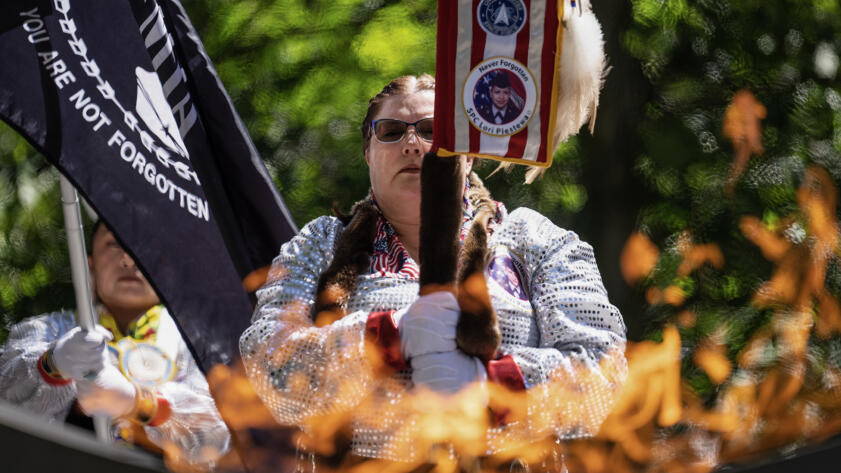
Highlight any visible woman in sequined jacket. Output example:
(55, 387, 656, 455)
(239, 75, 627, 463)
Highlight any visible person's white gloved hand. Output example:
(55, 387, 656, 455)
(411, 350, 487, 395)
(76, 363, 137, 418)
(51, 325, 112, 380)
(398, 291, 460, 360)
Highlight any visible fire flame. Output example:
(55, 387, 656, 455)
(180, 90, 841, 473)
(722, 89, 766, 195)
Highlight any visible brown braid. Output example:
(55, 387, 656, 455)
(458, 171, 497, 284)
(455, 171, 501, 362)
(311, 192, 379, 326)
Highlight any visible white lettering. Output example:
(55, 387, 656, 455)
(196, 198, 209, 221)
(186, 193, 199, 217)
(131, 150, 146, 171)
(143, 162, 156, 185)
(23, 17, 49, 45)
(19, 8, 39, 19)
(155, 174, 169, 193)
(54, 70, 76, 89)
(68, 88, 91, 110)
(170, 94, 197, 138)
(121, 140, 137, 163)
(92, 112, 111, 131)
(44, 58, 67, 77)
(81, 103, 100, 122)
(22, 18, 44, 32)
(175, 185, 188, 207)
(107, 130, 126, 148)
(38, 51, 58, 64)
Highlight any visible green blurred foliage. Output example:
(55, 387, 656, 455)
(625, 0, 841, 401)
(0, 126, 74, 341)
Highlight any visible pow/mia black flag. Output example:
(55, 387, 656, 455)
(0, 0, 297, 370)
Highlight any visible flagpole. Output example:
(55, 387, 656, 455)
(59, 175, 112, 443)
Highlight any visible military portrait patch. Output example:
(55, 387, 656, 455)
(463, 57, 537, 137)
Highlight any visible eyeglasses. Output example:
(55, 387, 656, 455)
(370, 118, 434, 143)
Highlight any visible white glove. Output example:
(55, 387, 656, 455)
(51, 325, 112, 380)
(411, 350, 487, 395)
(76, 363, 137, 418)
(398, 291, 460, 360)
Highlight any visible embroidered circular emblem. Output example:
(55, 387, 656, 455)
(463, 57, 537, 137)
(477, 0, 527, 37)
(116, 339, 176, 388)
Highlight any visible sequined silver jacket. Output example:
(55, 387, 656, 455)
(240, 207, 628, 461)
(0, 309, 230, 466)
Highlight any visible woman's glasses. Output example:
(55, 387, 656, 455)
(371, 118, 434, 143)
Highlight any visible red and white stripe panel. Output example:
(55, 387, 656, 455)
(433, 0, 561, 167)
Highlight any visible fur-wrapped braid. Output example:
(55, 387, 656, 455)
(456, 171, 501, 362)
(458, 172, 496, 284)
(419, 152, 464, 292)
(311, 193, 379, 326)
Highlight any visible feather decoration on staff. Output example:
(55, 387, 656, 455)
(556, 0, 607, 143)
(505, 0, 609, 184)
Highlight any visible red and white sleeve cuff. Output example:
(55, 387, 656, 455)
(365, 311, 409, 372)
(485, 354, 526, 426)
(37, 350, 72, 386)
(485, 354, 526, 391)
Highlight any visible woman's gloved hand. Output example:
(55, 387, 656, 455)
(76, 363, 137, 418)
(410, 350, 487, 395)
(51, 325, 112, 380)
(398, 291, 460, 360)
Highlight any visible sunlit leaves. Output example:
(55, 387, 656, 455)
(624, 1, 841, 462)
(0, 123, 74, 337)
(352, 5, 434, 76)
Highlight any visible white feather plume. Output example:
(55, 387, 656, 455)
(555, 0, 606, 142)
(507, 0, 607, 184)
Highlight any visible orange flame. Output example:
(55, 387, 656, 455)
(723, 90, 766, 195)
(621, 233, 660, 285)
(597, 326, 682, 464)
(741, 165, 841, 338)
(200, 161, 841, 472)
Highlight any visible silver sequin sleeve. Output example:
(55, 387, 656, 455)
(0, 311, 78, 419)
(488, 208, 628, 438)
(144, 337, 231, 465)
(0, 311, 230, 467)
(240, 217, 380, 425)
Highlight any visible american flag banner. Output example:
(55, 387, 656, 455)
(433, 0, 606, 170)
(433, 0, 561, 167)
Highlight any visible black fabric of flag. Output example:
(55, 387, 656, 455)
(0, 0, 297, 370)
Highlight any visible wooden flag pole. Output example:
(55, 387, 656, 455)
(59, 175, 112, 443)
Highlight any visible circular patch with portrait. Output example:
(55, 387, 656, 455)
(463, 57, 537, 137)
